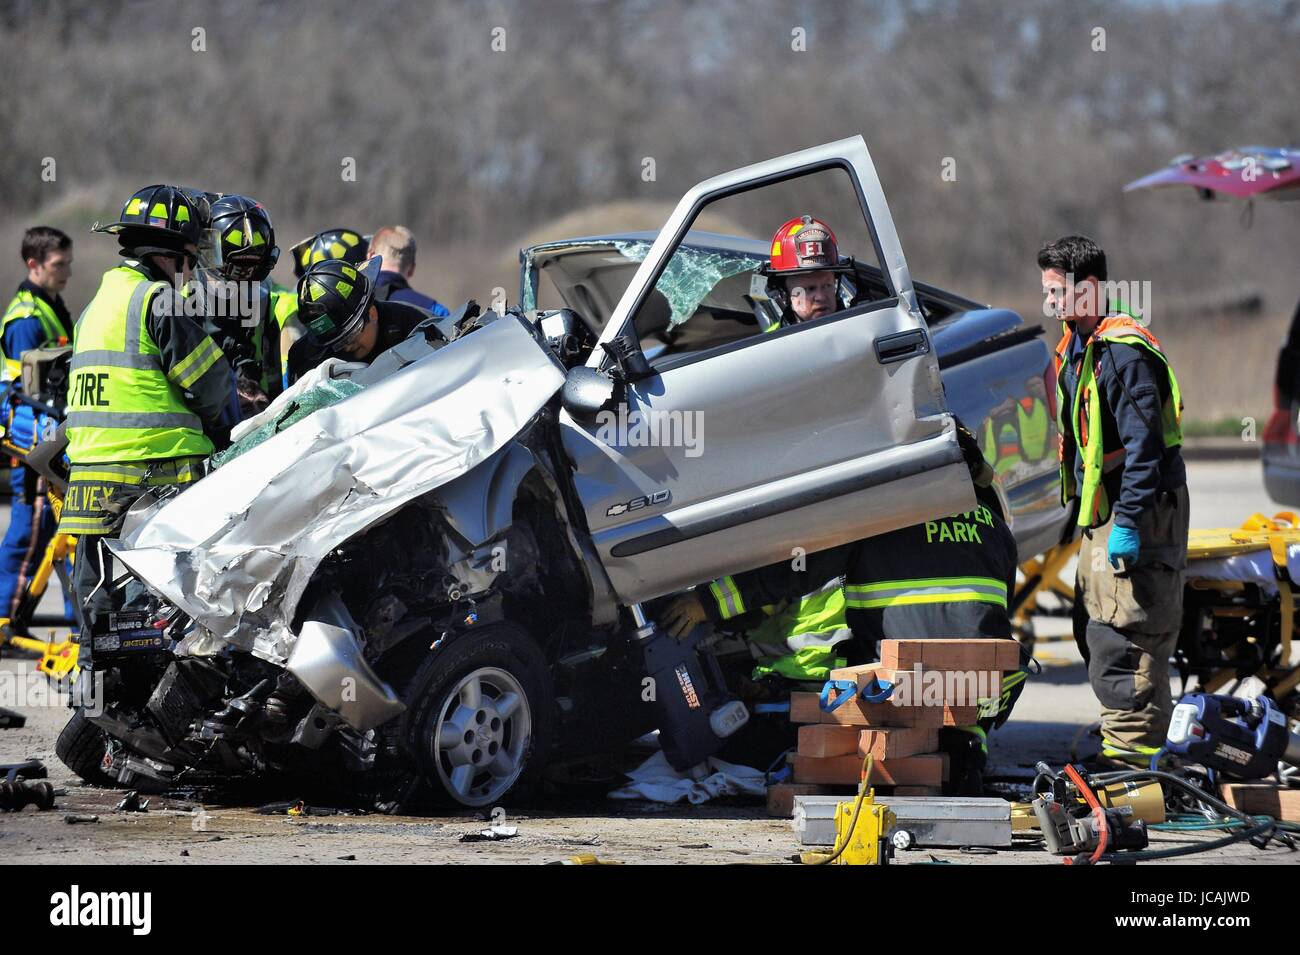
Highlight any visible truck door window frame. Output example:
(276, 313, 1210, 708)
(599, 159, 894, 378)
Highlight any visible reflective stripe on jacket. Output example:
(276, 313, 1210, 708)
(66, 265, 226, 463)
(1, 288, 66, 380)
(1053, 316, 1183, 527)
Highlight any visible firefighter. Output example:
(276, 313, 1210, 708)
(0, 226, 75, 618)
(196, 194, 292, 416)
(282, 227, 368, 383)
(759, 214, 854, 327)
(1040, 235, 1188, 768)
(661, 426, 1026, 792)
(59, 185, 233, 668)
(287, 226, 369, 280)
(982, 377, 1051, 475)
(285, 256, 436, 385)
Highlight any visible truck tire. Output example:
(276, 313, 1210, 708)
(55, 709, 115, 787)
(403, 622, 553, 808)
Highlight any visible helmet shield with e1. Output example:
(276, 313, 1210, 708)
(762, 215, 850, 278)
(760, 214, 853, 317)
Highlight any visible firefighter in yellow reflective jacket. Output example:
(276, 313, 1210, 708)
(744, 582, 852, 683)
(60, 185, 233, 670)
(0, 226, 76, 620)
(195, 194, 293, 417)
(1041, 235, 1188, 768)
(662, 426, 1027, 793)
(982, 378, 1051, 475)
(269, 279, 300, 391)
(279, 228, 366, 389)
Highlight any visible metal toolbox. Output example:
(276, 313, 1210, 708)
(793, 794, 1013, 848)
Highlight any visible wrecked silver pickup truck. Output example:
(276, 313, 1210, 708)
(57, 137, 1063, 807)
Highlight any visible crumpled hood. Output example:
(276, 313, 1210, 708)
(109, 314, 566, 664)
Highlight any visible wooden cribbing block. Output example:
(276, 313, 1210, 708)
(936, 706, 980, 727)
(797, 725, 860, 757)
(791, 753, 948, 787)
(789, 692, 979, 728)
(791, 691, 925, 727)
(879, 639, 1021, 672)
(797, 724, 938, 759)
(829, 662, 1002, 709)
(766, 783, 832, 817)
(1220, 784, 1300, 823)
(791, 691, 935, 727)
(829, 663, 908, 684)
(858, 727, 940, 760)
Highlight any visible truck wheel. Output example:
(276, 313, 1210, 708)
(55, 709, 115, 787)
(404, 623, 553, 808)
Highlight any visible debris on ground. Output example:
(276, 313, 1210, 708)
(550, 854, 622, 865)
(116, 791, 150, 812)
(0, 778, 55, 811)
(64, 814, 99, 824)
(608, 750, 766, 805)
(459, 825, 519, 842)
(1, 758, 46, 783)
(258, 799, 365, 817)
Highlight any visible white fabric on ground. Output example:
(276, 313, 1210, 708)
(608, 750, 766, 804)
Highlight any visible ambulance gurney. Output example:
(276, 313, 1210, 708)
(1176, 513, 1300, 713)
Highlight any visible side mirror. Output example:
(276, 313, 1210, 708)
(562, 366, 616, 421)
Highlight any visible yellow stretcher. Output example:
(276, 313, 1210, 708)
(1011, 513, 1300, 707)
(1180, 512, 1300, 702)
(0, 435, 78, 681)
(1010, 537, 1081, 654)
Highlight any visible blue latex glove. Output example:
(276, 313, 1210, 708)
(1108, 524, 1141, 569)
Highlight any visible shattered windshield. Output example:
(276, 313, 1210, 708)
(213, 377, 365, 468)
(612, 240, 764, 327)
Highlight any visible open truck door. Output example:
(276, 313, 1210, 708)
(558, 135, 976, 603)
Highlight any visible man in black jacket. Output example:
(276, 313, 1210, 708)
(1042, 235, 1189, 768)
(286, 257, 434, 385)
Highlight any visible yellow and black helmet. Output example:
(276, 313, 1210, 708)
(206, 194, 278, 282)
(297, 255, 381, 349)
(288, 227, 369, 279)
(95, 184, 204, 249)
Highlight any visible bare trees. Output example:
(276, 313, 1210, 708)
(2, 0, 1297, 410)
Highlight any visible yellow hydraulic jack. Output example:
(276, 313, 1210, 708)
(799, 755, 897, 865)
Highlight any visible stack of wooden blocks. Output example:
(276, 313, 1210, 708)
(768, 638, 1022, 816)
(1220, 783, 1300, 823)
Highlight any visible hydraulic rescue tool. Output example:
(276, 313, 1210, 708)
(1165, 691, 1300, 780)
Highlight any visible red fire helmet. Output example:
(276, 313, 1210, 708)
(763, 214, 850, 275)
